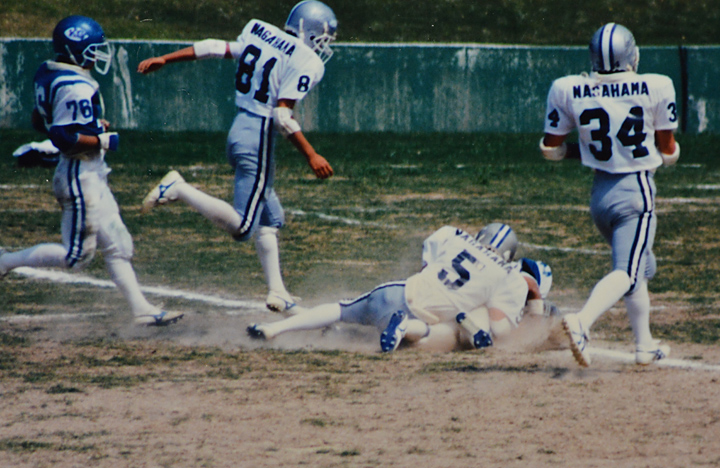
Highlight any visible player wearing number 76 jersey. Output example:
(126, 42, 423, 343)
(540, 23, 678, 367)
(137, 1, 337, 313)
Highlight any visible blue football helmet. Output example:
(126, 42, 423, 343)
(476, 223, 518, 262)
(589, 23, 639, 74)
(285, 1, 338, 63)
(53, 15, 112, 75)
(519, 258, 553, 299)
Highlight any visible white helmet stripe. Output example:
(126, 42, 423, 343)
(600, 23, 617, 72)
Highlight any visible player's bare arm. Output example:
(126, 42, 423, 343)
(541, 133, 580, 160)
(656, 129, 680, 165)
(277, 99, 334, 179)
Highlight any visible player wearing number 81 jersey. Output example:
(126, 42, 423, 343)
(541, 23, 677, 367)
(137, 1, 337, 313)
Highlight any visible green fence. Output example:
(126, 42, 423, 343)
(1, 39, 717, 133)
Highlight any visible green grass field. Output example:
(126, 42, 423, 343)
(4, 0, 720, 45)
(1, 129, 719, 346)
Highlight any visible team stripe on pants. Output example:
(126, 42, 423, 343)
(236, 116, 273, 238)
(65, 159, 86, 268)
(627, 171, 654, 289)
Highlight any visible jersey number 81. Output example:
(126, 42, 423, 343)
(235, 45, 311, 104)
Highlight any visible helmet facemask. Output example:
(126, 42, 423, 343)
(302, 19, 336, 64)
(85, 41, 112, 75)
(285, 1, 338, 64)
(66, 41, 112, 75)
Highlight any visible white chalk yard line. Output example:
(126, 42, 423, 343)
(3, 266, 266, 313)
(589, 348, 720, 372)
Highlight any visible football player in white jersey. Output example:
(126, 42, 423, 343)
(540, 23, 678, 367)
(0, 16, 183, 326)
(137, 1, 337, 313)
(247, 223, 555, 353)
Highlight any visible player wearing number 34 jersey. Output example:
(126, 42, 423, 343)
(541, 23, 678, 367)
(137, 1, 337, 313)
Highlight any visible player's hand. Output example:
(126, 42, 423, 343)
(308, 154, 334, 179)
(99, 132, 119, 152)
(99, 119, 111, 131)
(137, 57, 166, 74)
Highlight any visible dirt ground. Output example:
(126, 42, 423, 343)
(1, 305, 720, 468)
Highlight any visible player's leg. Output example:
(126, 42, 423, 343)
(339, 282, 410, 352)
(0, 244, 67, 276)
(562, 172, 630, 366)
(142, 110, 271, 239)
(248, 303, 341, 339)
(255, 191, 296, 313)
(97, 181, 183, 326)
(2, 160, 100, 275)
(142, 170, 244, 233)
(408, 322, 460, 352)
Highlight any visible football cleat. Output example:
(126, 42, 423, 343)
(247, 323, 274, 340)
(266, 291, 299, 314)
(562, 313, 591, 367)
(456, 312, 493, 349)
(380, 310, 408, 353)
(472, 329, 493, 349)
(134, 310, 184, 326)
(636, 340, 670, 365)
(142, 170, 184, 213)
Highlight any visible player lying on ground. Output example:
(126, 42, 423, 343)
(541, 23, 676, 367)
(247, 223, 556, 352)
(136, 1, 337, 314)
(0, 16, 182, 326)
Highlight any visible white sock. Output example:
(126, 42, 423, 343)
(175, 183, 242, 234)
(624, 280, 654, 347)
(0, 243, 68, 270)
(105, 257, 157, 315)
(255, 226, 288, 295)
(577, 270, 631, 330)
(263, 303, 341, 338)
(403, 319, 430, 342)
(413, 322, 459, 352)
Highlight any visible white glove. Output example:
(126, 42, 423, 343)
(98, 132, 119, 151)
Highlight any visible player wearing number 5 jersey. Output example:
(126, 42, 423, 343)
(247, 224, 554, 353)
(0, 16, 183, 326)
(137, 1, 337, 313)
(540, 23, 678, 367)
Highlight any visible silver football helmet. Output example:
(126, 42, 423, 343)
(589, 23, 639, 73)
(285, 1, 338, 64)
(476, 223, 518, 262)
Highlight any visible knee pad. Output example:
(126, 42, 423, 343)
(66, 231, 97, 271)
(255, 226, 278, 240)
(98, 216, 134, 261)
(67, 249, 96, 271)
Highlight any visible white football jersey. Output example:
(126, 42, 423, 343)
(404, 226, 528, 325)
(544, 71, 678, 173)
(228, 19, 325, 117)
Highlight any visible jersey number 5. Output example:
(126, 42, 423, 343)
(438, 250, 479, 290)
(580, 106, 648, 161)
